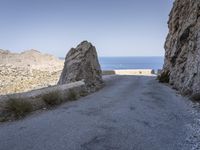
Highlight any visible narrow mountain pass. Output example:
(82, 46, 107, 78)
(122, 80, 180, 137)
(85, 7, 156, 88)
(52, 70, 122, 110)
(0, 75, 200, 150)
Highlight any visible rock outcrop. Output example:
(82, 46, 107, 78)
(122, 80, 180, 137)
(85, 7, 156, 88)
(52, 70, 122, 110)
(162, 0, 200, 95)
(0, 50, 64, 95)
(58, 41, 103, 92)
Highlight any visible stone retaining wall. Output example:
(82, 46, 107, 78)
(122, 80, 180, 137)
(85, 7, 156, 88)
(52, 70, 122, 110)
(102, 69, 155, 76)
(0, 81, 86, 119)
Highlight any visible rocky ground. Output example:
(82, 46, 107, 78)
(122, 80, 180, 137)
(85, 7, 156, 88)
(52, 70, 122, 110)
(0, 49, 64, 95)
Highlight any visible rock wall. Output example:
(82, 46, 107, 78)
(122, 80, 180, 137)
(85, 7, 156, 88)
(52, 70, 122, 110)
(163, 0, 200, 95)
(0, 50, 63, 95)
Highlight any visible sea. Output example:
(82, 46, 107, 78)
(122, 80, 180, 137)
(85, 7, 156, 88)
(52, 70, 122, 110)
(60, 56, 164, 71)
(99, 57, 164, 71)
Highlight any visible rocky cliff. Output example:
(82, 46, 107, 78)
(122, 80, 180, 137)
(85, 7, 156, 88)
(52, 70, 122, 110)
(0, 49, 64, 95)
(162, 0, 200, 96)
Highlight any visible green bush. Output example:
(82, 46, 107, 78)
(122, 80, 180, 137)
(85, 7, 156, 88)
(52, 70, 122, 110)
(67, 89, 78, 101)
(42, 91, 62, 106)
(157, 71, 170, 83)
(5, 98, 33, 118)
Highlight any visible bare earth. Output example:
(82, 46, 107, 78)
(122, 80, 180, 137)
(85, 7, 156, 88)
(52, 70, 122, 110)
(0, 49, 64, 95)
(0, 75, 200, 150)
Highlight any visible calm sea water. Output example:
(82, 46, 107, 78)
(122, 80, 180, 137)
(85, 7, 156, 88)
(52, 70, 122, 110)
(99, 57, 164, 70)
(60, 56, 164, 71)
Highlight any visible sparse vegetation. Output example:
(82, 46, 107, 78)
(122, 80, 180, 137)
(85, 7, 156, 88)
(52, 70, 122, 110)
(0, 112, 10, 122)
(0, 87, 84, 122)
(5, 98, 33, 118)
(67, 89, 78, 101)
(157, 71, 170, 83)
(42, 91, 62, 106)
(190, 93, 200, 101)
(79, 90, 88, 97)
(0, 116, 7, 122)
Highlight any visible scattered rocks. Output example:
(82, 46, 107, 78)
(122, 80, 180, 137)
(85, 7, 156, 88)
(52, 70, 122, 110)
(58, 41, 103, 92)
(0, 50, 64, 95)
(162, 0, 200, 95)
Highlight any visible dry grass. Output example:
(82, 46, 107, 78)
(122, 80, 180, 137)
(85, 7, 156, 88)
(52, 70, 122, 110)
(67, 89, 78, 101)
(157, 71, 170, 83)
(190, 93, 200, 101)
(42, 91, 62, 106)
(5, 98, 33, 118)
(0, 88, 84, 122)
(79, 90, 88, 97)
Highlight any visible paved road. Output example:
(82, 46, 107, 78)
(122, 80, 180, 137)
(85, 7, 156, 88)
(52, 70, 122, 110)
(0, 75, 200, 150)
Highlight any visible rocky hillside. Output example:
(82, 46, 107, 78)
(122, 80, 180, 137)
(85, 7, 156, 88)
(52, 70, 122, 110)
(0, 49, 63, 95)
(162, 0, 200, 96)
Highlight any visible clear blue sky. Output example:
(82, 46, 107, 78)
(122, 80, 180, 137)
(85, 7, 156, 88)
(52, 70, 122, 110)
(0, 0, 173, 57)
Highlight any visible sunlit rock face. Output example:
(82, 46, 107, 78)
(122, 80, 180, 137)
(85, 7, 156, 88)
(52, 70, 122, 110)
(58, 41, 103, 92)
(163, 0, 200, 95)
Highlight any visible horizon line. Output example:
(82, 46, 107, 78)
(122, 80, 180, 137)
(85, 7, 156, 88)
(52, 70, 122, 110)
(59, 55, 164, 58)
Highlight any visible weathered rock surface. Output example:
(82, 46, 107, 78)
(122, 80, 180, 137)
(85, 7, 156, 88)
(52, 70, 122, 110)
(58, 41, 103, 91)
(0, 50, 64, 95)
(162, 0, 200, 95)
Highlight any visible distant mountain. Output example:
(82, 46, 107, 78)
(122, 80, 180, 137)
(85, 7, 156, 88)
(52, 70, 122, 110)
(0, 49, 63, 70)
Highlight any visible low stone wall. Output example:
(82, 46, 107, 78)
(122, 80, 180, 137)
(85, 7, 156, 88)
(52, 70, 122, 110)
(0, 81, 86, 119)
(102, 69, 155, 76)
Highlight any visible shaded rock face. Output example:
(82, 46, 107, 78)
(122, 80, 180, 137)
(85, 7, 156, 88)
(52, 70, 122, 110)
(163, 0, 200, 95)
(58, 41, 103, 91)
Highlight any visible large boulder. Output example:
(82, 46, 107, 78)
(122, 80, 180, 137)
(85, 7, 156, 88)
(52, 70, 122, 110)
(58, 41, 103, 92)
(162, 0, 200, 96)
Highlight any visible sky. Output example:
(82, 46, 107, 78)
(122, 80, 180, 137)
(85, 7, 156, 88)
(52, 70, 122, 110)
(0, 0, 174, 57)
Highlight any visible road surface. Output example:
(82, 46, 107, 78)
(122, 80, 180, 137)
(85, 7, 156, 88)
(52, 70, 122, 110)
(0, 75, 200, 150)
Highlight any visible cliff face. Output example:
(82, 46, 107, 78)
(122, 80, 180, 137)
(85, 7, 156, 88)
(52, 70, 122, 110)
(163, 0, 200, 95)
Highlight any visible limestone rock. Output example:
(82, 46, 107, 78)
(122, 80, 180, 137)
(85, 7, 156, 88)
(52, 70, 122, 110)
(0, 49, 64, 95)
(58, 41, 103, 91)
(162, 0, 200, 95)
